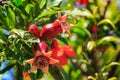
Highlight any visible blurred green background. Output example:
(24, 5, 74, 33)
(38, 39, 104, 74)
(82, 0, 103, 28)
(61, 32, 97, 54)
(0, 0, 120, 80)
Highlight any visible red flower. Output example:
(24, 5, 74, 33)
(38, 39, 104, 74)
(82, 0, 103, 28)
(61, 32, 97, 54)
(76, 0, 88, 5)
(23, 71, 31, 80)
(26, 42, 59, 74)
(50, 39, 76, 65)
(28, 24, 40, 37)
(92, 26, 97, 33)
(40, 12, 72, 40)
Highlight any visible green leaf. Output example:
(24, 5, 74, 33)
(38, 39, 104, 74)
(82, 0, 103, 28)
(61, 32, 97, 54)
(98, 19, 117, 31)
(0, 39, 6, 44)
(25, 4, 34, 14)
(7, 1, 27, 20)
(14, 0, 22, 6)
(47, 0, 62, 8)
(56, 35, 68, 45)
(37, 70, 43, 79)
(0, 28, 7, 42)
(93, 7, 98, 16)
(10, 29, 27, 38)
(75, 21, 92, 38)
(26, 38, 40, 43)
(97, 36, 120, 45)
(101, 62, 120, 72)
(40, 0, 46, 9)
(66, 8, 93, 18)
(88, 76, 96, 80)
(35, 9, 57, 20)
(87, 41, 96, 51)
(7, 7, 15, 28)
(0, 8, 10, 29)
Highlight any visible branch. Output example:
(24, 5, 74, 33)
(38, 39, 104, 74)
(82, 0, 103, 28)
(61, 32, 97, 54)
(100, 0, 111, 19)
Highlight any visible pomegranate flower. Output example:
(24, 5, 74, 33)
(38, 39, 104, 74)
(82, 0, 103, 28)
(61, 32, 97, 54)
(50, 39, 76, 65)
(26, 42, 59, 74)
(28, 24, 41, 37)
(76, 0, 88, 5)
(92, 26, 97, 33)
(23, 71, 31, 80)
(40, 12, 72, 40)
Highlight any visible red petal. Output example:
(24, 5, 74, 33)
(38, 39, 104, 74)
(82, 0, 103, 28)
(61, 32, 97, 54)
(92, 26, 97, 33)
(49, 58, 59, 64)
(51, 48, 68, 65)
(51, 38, 59, 48)
(40, 22, 62, 40)
(58, 11, 67, 22)
(26, 58, 36, 64)
(33, 43, 42, 56)
(81, 0, 88, 5)
(62, 45, 76, 57)
(28, 24, 40, 37)
(30, 65, 38, 72)
(40, 66, 49, 74)
(57, 54, 68, 65)
(44, 51, 52, 58)
(39, 41, 48, 53)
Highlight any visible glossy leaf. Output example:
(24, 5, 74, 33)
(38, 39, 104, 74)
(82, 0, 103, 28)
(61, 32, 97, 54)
(10, 29, 27, 38)
(98, 19, 117, 31)
(56, 35, 68, 45)
(101, 62, 120, 72)
(66, 8, 93, 18)
(87, 41, 96, 51)
(40, 0, 46, 9)
(25, 4, 34, 14)
(35, 9, 57, 20)
(93, 7, 98, 16)
(47, 0, 62, 8)
(7, 7, 16, 28)
(97, 36, 120, 45)
(14, 0, 22, 6)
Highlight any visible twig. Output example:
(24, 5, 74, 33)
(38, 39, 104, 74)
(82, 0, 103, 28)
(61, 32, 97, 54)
(100, 0, 111, 19)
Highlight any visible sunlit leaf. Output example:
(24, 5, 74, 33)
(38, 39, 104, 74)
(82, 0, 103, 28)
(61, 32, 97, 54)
(23, 71, 31, 80)
(40, 0, 46, 9)
(25, 4, 34, 14)
(7, 7, 15, 28)
(47, 0, 62, 8)
(35, 9, 57, 20)
(88, 76, 96, 80)
(98, 19, 117, 31)
(93, 7, 98, 16)
(0, 28, 7, 42)
(10, 29, 27, 38)
(0, 39, 6, 44)
(97, 36, 120, 45)
(108, 77, 117, 80)
(101, 62, 120, 72)
(87, 41, 96, 51)
(66, 8, 93, 18)
(26, 38, 40, 43)
(7, 1, 27, 20)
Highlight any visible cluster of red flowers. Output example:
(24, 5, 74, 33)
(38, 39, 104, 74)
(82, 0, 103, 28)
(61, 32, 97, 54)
(75, 0, 88, 8)
(26, 12, 76, 74)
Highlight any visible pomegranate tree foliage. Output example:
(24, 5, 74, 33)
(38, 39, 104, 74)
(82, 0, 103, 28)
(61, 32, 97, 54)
(0, 0, 120, 80)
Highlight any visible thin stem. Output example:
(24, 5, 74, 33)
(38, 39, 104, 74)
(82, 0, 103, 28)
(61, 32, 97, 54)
(100, 0, 111, 19)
